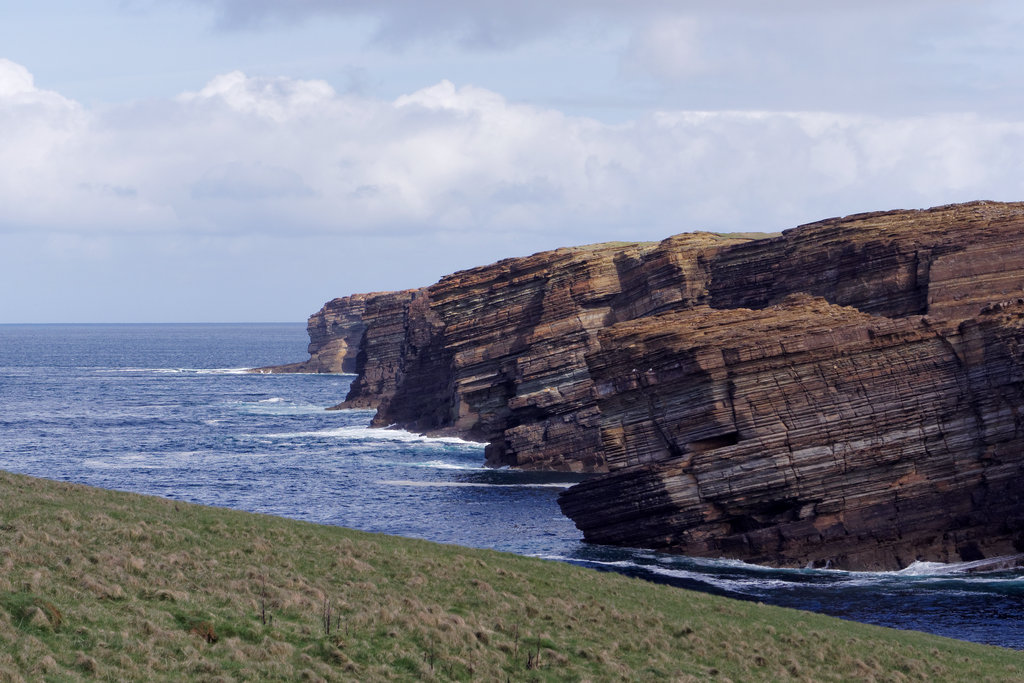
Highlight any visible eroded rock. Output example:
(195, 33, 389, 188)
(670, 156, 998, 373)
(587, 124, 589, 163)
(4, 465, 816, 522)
(267, 200, 1024, 568)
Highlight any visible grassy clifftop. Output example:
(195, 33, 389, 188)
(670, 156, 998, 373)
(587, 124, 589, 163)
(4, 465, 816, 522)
(0, 470, 1021, 682)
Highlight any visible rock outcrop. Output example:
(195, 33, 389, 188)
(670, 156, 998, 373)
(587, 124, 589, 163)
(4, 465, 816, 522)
(267, 200, 1024, 569)
(338, 234, 750, 470)
(253, 294, 371, 374)
(708, 201, 1024, 321)
(560, 295, 1024, 569)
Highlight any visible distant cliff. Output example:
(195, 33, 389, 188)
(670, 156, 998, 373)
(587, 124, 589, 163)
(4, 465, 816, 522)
(264, 200, 1024, 570)
(254, 294, 371, 374)
(263, 233, 756, 470)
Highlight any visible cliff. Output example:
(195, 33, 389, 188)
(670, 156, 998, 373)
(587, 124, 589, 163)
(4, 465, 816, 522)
(252, 294, 371, 374)
(335, 233, 752, 470)
(266, 200, 1024, 569)
(560, 295, 1024, 569)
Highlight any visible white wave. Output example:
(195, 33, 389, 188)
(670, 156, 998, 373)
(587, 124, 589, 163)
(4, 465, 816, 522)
(408, 460, 489, 471)
(95, 366, 254, 375)
(548, 555, 794, 593)
(379, 480, 573, 489)
(673, 555, 819, 575)
(896, 561, 956, 576)
(894, 556, 1024, 577)
(183, 367, 253, 375)
(647, 565, 801, 592)
(235, 400, 332, 416)
(650, 554, 1024, 588)
(262, 425, 485, 447)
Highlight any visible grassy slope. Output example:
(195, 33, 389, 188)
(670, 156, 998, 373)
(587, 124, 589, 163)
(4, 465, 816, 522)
(0, 471, 1021, 682)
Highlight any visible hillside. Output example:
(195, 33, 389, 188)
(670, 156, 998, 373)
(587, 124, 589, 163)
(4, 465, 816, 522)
(1, 470, 1023, 681)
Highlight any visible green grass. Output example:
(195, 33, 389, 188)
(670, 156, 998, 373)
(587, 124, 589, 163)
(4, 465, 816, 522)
(0, 470, 1021, 681)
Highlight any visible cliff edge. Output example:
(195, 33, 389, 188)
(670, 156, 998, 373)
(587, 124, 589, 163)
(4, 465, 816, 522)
(265, 200, 1024, 569)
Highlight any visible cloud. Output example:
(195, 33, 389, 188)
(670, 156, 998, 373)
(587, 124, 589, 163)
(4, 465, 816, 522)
(177, 70, 336, 122)
(3, 59, 1024, 251)
(622, 16, 706, 82)
(191, 162, 315, 201)
(146, 0, 1024, 119)
(0, 59, 37, 96)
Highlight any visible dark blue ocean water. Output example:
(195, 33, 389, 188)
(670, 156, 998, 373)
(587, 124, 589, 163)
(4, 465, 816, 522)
(1, 324, 1022, 649)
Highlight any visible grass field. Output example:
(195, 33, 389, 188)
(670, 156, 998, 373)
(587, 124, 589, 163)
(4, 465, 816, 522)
(1, 469, 1022, 681)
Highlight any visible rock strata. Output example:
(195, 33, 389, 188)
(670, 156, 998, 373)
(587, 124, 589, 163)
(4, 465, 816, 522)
(252, 294, 371, 374)
(560, 295, 1024, 569)
(267, 200, 1024, 569)
(708, 201, 1024, 321)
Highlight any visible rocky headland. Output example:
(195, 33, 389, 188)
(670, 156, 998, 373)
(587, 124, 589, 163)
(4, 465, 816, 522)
(263, 200, 1024, 570)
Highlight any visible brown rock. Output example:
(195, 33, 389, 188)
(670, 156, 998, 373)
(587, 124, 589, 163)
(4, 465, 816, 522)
(278, 200, 1024, 569)
(362, 234, 747, 469)
(556, 201, 1024, 569)
(560, 295, 1024, 568)
(709, 200, 1024, 320)
(252, 293, 372, 374)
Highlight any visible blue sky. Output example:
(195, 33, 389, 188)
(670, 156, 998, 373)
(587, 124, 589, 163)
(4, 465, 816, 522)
(2, 1, 1024, 322)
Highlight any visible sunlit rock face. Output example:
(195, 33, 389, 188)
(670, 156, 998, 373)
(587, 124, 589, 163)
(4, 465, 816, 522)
(268, 200, 1024, 569)
(304, 232, 748, 472)
(253, 293, 371, 374)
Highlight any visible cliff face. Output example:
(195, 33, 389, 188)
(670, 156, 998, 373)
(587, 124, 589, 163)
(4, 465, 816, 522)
(269, 200, 1024, 569)
(332, 234, 747, 470)
(560, 295, 1024, 569)
(708, 201, 1024, 321)
(558, 201, 1024, 569)
(253, 294, 370, 374)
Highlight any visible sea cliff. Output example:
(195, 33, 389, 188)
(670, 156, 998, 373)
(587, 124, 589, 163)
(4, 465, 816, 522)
(265, 200, 1024, 569)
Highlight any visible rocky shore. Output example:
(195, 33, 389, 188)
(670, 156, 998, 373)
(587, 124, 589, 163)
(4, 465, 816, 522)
(261, 200, 1024, 570)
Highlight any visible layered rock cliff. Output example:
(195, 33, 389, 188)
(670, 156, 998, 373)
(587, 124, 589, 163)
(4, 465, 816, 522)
(560, 295, 1024, 569)
(335, 233, 750, 470)
(267, 200, 1024, 569)
(253, 294, 371, 374)
(557, 201, 1024, 569)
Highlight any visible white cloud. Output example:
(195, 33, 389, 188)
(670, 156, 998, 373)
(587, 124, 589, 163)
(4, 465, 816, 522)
(0, 59, 37, 96)
(178, 70, 337, 122)
(3, 59, 1024, 250)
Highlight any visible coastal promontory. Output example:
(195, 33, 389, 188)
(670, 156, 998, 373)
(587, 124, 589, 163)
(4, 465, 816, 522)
(264, 200, 1024, 570)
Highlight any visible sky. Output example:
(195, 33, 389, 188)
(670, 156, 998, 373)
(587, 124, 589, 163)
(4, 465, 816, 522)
(2, 1, 1024, 322)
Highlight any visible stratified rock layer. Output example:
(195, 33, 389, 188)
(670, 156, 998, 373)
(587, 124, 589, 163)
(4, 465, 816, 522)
(253, 294, 371, 373)
(559, 202, 1024, 569)
(561, 295, 1024, 569)
(268, 200, 1024, 569)
(708, 201, 1024, 321)
(334, 233, 748, 470)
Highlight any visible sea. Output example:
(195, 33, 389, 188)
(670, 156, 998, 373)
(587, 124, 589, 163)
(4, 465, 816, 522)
(1, 323, 1022, 649)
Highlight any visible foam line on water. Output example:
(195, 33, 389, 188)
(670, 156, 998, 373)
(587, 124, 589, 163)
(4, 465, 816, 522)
(235, 400, 331, 416)
(894, 557, 1024, 576)
(262, 426, 485, 447)
(544, 555, 795, 593)
(96, 367, 254, 375)
(658, 553, 1024, 580)
(407, 460, 489, 471)
(379, 480, 573, 489)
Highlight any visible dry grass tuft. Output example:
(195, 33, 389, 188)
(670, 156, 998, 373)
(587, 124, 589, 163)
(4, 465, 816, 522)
(74, 651, 98, 673)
